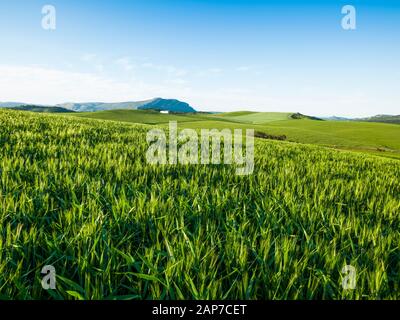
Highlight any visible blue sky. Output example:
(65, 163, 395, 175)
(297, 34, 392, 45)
(0, 0, 399, 116)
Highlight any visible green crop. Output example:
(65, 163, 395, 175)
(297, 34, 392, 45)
(0, 109, 399, 300)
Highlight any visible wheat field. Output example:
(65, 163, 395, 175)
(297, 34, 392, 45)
(0, 110, 399, 300)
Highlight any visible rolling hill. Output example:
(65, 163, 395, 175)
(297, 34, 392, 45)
(73, 109, 205, 125)
(357, 114, 400, 124)
(71, 109, 400, 159)
(9, 105, 74, 113)
(212, 111, 294, 124)
(57, 98, 196, 113)
(0, 98, 197, 113)
(3, 100, 399, 158)
(0, 102, 27, 108)
(323, 114, 400, 124)
(210, 111, 322, 124)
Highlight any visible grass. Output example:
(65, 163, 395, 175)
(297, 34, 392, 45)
(262, 119, 400, 156)
(73, 110, 400, 159)
(1, 109, 400, 300)
(173, 119, 400, 159)
(73, 110, 205, 125)
(212, 111, 294, 124)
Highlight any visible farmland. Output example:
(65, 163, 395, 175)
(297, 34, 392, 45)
(73, 109, 213, 125)
(74, 110, 400, 159)
(210, 111, 294, 124)
(0, 109, 399, 300)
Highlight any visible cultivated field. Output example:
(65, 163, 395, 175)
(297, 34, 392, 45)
(74, 110, 400, 159)
(0, 109, 399, 299)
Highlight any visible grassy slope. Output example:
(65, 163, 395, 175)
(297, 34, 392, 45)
(263, 119, 400, 152)
(73, 110, 204, 125)
(212, 111, 293, 124)
(73, 110, 400, 159)
(214, 111, 256, 117)
(1, 109, 400, 300)
(175, 119, 400, 158)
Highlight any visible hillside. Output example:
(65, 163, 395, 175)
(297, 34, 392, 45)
(73, 109, 400, 159)
(10, 105, 74, 113)
(57, 98, 196, 113)
(0, 102, 26, 108)
(211, 112, 322, 124)
(358, 114, 400, 124)
(322, 116, 351, 121)
(212, 112, 295, 124)
(137, 98, 196, 113)
(324, 115, 400, 124)
(1, 98, 197, 113)
(73, 109, 204, 125)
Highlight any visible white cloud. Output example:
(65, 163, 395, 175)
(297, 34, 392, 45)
(81, 53, 105, 73)
(81, 53, 97, 62)
(196, 68, 223, 77)
(0, 65, 168, 104)
(140, 62, 188, 77)
(114, 57, 135, 71)
(0, 64, 397, 117)
(164, 78, 187, 85)
(236, 66, 251, 72)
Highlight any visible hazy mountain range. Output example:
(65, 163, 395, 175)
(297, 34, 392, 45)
(0, 98, 196, 113)
(321, 116, 350, 121)
(323, 115, 400, 124)
(0, 99, 399, 124)
(9, 105, 75, 113)
(357, 114, 400, 124)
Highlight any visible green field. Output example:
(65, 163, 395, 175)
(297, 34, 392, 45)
(1, 109, 400, 300)
(73, 109, 204, 125)
(73, 110, 400, 159)
(211, 111, 294, 124)
(180, 119, 400, 158)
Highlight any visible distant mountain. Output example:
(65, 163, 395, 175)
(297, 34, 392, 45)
(0, 102, 27, 108)
(137, 98, 196, 113)
(322, 116, 351, 121)
(0, 98, 196, 113)
(57, 98, 196, 113)
(290, 113, 323, 121)
(57, 102, 110, 112)
(323, 114, 400, 124)
(9, 105, 74, 113)
(356, 114, 400, 124)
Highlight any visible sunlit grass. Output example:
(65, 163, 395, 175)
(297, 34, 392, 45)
(0, 109, 399, 300)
